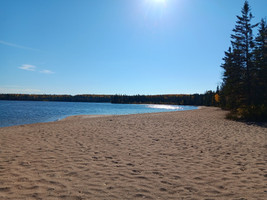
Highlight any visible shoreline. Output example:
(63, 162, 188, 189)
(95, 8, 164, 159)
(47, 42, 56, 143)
(60, 114, 114, 121)
(0, 105, 199, 129)
(0, 102, 199, 129)
(0, 107, 266, 199)
(61, 106, 201, 122)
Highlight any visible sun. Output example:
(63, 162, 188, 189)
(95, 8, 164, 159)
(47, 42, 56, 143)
(154, 0, 166, 2)
(151, 0, 166, 4)
(141, 0, 168, 23)
(145, 0, 167, 5)
(146, 0, 167, 7)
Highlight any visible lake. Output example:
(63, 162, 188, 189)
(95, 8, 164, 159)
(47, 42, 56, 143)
(0, 100, 198, 128)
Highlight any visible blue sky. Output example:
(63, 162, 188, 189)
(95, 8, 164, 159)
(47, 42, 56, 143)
(0, 0, 266, 95)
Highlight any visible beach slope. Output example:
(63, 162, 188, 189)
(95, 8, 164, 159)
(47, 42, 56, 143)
(0, 107, 266, 199)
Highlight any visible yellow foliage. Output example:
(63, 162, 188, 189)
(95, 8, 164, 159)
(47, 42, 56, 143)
(215, 94, 220, 103)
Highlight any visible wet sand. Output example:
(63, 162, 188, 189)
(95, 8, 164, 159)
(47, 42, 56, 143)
(0, 107, 266, 199)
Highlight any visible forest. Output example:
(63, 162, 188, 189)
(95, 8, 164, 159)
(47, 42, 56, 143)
(218, 1, 267, 121)
(0, 91, 219, 107)
(0, 94, 112, 103)
(111, 92, 219, 106)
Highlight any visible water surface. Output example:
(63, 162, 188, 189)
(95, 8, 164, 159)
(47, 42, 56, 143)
(0, 100, 197, 127)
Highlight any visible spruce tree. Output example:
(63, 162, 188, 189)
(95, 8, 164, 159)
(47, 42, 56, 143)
(254, 19, 267, 106)
(230, 0, 258, 107)
(219, 1, 267, 120)
(221, 47, 243, 109)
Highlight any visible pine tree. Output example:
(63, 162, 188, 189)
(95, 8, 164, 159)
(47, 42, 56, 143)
(219, 1, 267, 120)
(230, 0, 258, 107)
(254, 19, 267, 105)
(221, 47, 244, 109)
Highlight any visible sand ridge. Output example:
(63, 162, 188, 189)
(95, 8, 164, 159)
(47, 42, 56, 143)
(0, 107, 266, 199)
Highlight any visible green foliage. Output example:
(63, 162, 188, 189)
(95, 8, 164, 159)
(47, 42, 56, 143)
(0, 94, 112, 103)
(0, 93, 219, 107)
(226, 105, 267, 122)
(220, 1, 267, 121)
(254, 19, 267, 106)
(239, 105, 267, 121)
(111, 91, 218, 106)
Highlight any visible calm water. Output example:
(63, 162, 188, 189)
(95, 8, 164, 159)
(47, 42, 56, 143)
(0, 100, 197, 128)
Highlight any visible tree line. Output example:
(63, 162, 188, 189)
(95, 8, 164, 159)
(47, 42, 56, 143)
(0, 92, 220, 106)
(0, 94, 112, 103)
(219, 0, 267, 121)
(111, 91, 219, 106)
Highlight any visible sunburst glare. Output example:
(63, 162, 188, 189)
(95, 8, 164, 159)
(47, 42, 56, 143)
(152, 0, 166, 4)
(146, 0, 167, 6)
(142, 0, 168, 25)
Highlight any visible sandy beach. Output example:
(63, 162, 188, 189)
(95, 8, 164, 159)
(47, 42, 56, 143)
(0, 107, 266, 200)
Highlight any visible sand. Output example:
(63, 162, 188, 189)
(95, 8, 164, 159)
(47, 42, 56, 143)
(0, 107, 266, 200)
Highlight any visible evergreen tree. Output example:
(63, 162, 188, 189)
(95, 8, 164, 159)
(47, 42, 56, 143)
(220, 1, 267, 120)
(230, 0, 258, 107)
(254, 19, 267, 105)
(221, 47, 243, 109)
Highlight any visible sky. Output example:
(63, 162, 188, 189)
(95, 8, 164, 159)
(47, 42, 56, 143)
(0, 0, 266, 95)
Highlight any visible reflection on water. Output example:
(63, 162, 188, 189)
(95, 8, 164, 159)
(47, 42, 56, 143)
(0, 100, 197, 127)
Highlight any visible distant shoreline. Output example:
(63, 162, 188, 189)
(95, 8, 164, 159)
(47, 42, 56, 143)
(0, 92, 220, 107)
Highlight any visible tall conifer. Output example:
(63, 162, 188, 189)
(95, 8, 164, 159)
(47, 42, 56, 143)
(254, 19, 267, 105)
(221, 47, 243, 109)
(230, 0, 258, 106)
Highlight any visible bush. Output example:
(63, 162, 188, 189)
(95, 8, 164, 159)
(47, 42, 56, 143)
(226, 105, 267, 121)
